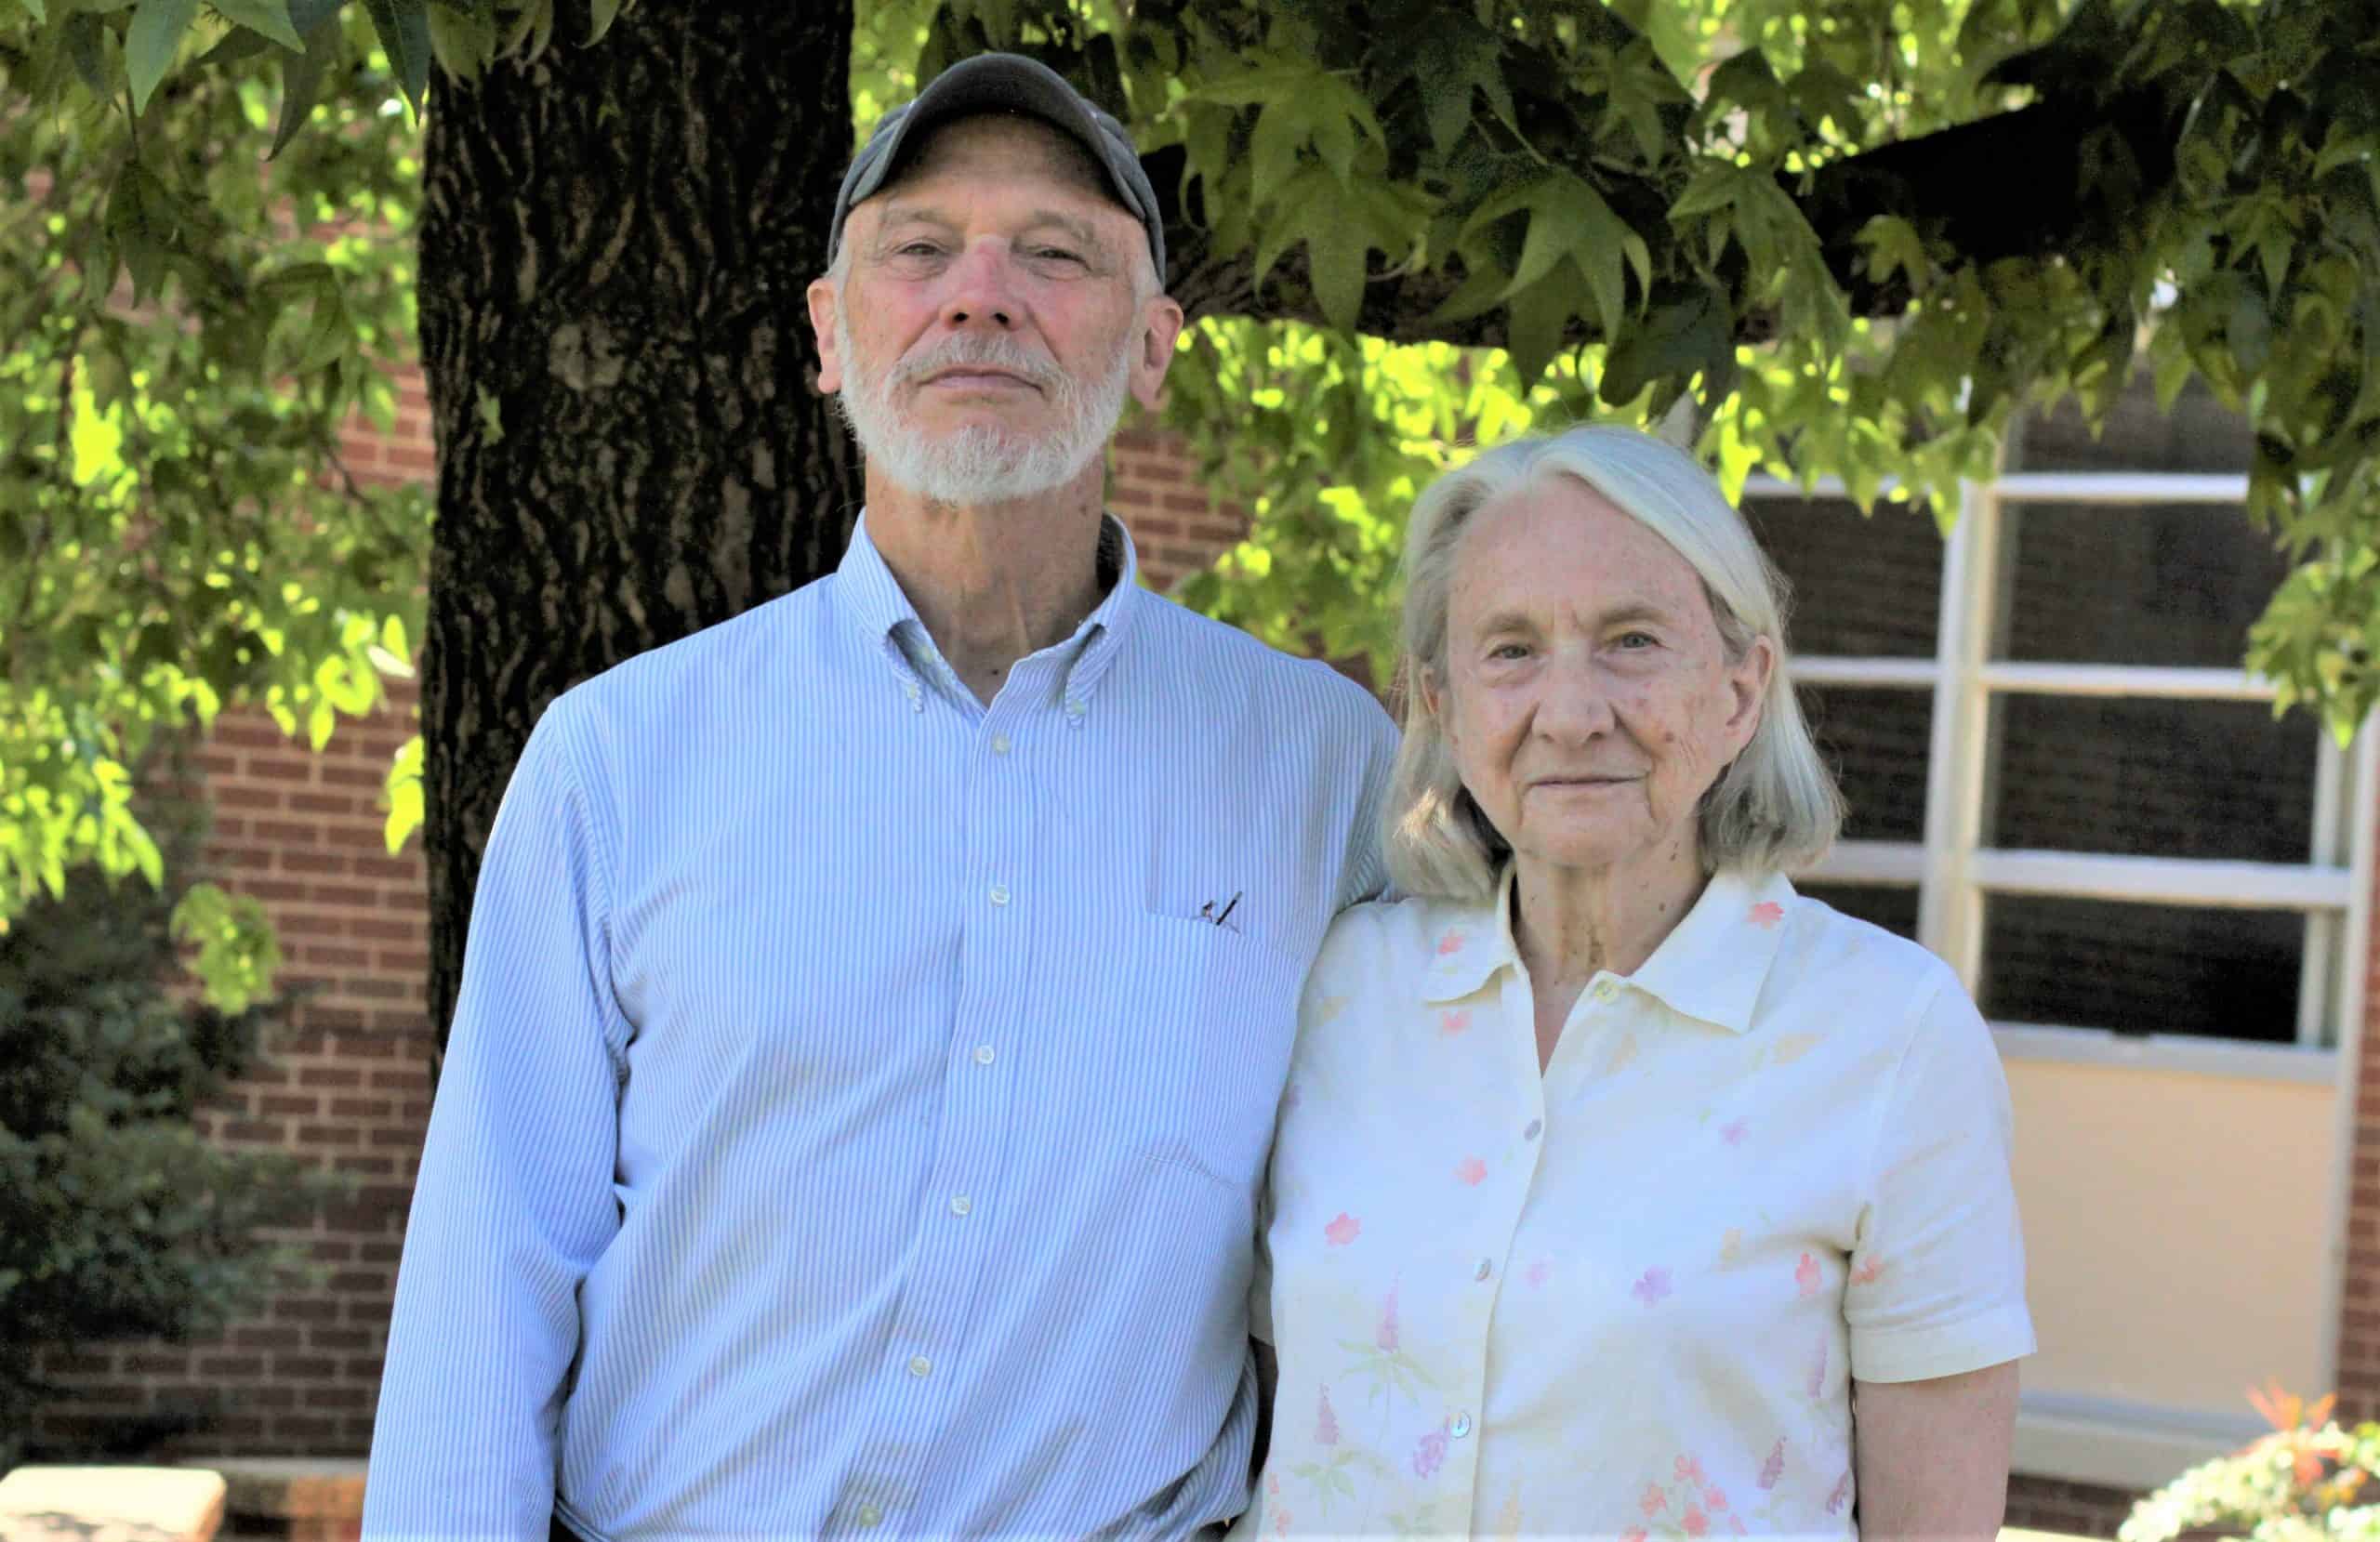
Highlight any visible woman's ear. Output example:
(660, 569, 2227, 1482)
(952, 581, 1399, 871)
(1724, 636, 1776, 758)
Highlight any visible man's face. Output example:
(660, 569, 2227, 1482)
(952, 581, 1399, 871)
(809, 116, 1183, 504)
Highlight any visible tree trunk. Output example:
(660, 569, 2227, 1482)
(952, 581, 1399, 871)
(418, 0, 860, 1066)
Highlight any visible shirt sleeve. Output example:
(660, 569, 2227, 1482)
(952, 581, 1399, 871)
(363, 696, 631, 1541)
(1844, 969, 2036, 1384)
(1337, 695, 1402, 911)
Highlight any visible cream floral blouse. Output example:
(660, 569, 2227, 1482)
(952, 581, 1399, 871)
(1234, 867, 2034, 1539)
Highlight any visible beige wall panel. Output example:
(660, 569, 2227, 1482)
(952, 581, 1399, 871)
(2007, 1057, 2330, 1412)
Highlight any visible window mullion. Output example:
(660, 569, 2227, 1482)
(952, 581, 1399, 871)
(1919, 475, 2004, 991)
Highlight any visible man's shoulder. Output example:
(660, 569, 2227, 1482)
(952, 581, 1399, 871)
(558, 579, 833, 718)
(1131, 590, 1391, 734)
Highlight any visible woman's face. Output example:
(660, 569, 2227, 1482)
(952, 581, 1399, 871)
(1428, 478, 1773, 879)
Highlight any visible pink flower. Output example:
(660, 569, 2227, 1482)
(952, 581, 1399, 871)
(1757, 1439, 1786, 1491)
(1376, 1285, 1400, 1351)
(1526, 1259, 1551, 1288)
(1795, 1253, 1819, 1296)
(1632, 1267, 1673, 1306)
(1852, 1255, 1886, 1285)
(1622, 1531, 1649, 1542)
(1748, 902, 1785, 929)
(1730, 1519, 1747, 1536)
(1439, 1008, 1472, 1035)
(1413, 1423, 1448, 1478)
(1704, 1487, 1728, 1513)
(1675, 1455, 1704, 1483)
(1826, 1470, 1853, 1515)
(1316, 1385, 1340, 1446)
(1456, 1155, 1488, 1186)
(1720, 1118, 1749, 1146)
(1640, 1483, 1668, 1518)
(1685, 1507, 1709, 1537)
(1805, 1329, 1830, 1398)
(1325, 1213, 1361, 1246)
(1436, 929, 1466, 956)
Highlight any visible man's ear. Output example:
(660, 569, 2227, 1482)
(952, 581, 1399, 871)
(806, 276, 844, 396)
(1128, 294, 1186, 411)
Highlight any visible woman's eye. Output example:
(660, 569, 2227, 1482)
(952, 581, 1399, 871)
(1614, 631, 1658, 651)
(1488, 642, 1531, 661)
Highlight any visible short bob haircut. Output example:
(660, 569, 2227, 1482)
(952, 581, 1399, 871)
(1385, 424, 1844, 903)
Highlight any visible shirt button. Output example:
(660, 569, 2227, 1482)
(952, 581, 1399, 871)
(908, 1354, 932, 1378)
(1593, 978, 1619, 1002)
(988, 883, 1011, 906)
(949, 1194, 972, 1217)
(1523, 1118, 1542, 1140)
(1474, 1258, 1493, 1281)
(990, 733, 1012, 755)
(1451, 1412, 1473, 1439)
(972, 1044, 997, 1065)
(855, 1504, 883, 1529)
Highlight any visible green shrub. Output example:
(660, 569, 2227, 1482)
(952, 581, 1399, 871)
(0, 799, 333, 1470)
(2122, 1388, 2379, 1542)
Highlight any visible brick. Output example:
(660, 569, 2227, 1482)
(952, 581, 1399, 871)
(298, 1066, 365, 1090)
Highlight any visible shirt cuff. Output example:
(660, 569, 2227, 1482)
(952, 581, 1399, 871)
(1849, 1303, 2037, 1384)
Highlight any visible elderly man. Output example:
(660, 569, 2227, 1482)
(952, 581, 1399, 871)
(364, 52, 1395, 1541)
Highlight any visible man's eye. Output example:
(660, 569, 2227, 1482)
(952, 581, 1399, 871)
(895, 242, 944, 257)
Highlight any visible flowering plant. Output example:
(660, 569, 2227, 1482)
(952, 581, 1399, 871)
(2121, 1386, 2380, 1542)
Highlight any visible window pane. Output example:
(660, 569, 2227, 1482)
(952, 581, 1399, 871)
(1999, 500, 2288, 668)
(1743, 495, 1941, 659)
(1799, 883, 1919, 942)
(1978, 895, 2302, 1043)
(1798, 686, 1930, 843)
(1986, 697, 2318, 863)
(2013, 376, 2253, 474)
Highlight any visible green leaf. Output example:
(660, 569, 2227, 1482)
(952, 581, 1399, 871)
(269, 20, 334, 159)
(1602, 284, 1731, 407)
(63, 10, 109, 97)
(1503, 261, 1576, 388)
(127, 0, 199, 116)
(588, 0, 625, 44)
(1304, 200, 1368, 332)
(383, 734, 425, 855)
(207, 0, 305, 52)
(360, 0, 431, 115)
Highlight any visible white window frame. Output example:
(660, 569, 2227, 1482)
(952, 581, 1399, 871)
(1749, 468, 2377, 1066)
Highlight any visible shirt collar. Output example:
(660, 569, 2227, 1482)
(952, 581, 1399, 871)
(832, 511, 1146, 716)
(1418, 863, 1798, 1035)
(1626, 867, 1798, 1034)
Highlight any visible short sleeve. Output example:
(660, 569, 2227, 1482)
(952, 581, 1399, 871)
(1844, 970, 2036, 1383)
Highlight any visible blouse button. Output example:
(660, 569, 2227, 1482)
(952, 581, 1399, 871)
(1523, 1118, 1542, 1140)
(1593, 978, 1620, 1003)
(1474, 1258, 1493, 1282)
(1450, 1412, 1474, 1439)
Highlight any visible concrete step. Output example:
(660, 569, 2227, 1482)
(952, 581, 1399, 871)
(168, 1456, 365, 1542)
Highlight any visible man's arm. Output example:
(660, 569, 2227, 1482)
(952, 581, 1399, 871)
(362, 701, 628, 1541)
(1851, 1361, 2020, 1541)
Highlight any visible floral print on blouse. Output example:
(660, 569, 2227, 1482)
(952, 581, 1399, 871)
(1233, 868, 2034, 1539)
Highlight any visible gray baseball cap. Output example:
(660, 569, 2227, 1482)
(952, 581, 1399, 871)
(828, 52, 1166, 287)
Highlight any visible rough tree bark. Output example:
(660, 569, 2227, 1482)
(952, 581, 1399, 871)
(419, 0, 860, 1064)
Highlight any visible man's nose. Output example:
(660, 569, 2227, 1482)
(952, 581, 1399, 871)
(940, 240, 1019, 330)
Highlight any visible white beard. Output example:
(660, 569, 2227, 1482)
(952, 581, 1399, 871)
(833, 310, 1134, 504)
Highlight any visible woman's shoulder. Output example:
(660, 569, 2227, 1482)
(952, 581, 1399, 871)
(1766, 884, 1969, 1024)
(1302, 890, 1498, 1014)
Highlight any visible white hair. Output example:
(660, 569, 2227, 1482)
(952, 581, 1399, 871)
(1384, 424, 1844, 903)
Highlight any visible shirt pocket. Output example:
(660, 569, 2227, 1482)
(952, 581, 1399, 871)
(1064, 910, 1307, 1198)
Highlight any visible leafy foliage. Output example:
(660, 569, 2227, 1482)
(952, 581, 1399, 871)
(2121, 1384, 2380, 1542)
(0, 787, 330, 1469)
(0, 0, 429, 1003)
(4, 0, 2380, 995)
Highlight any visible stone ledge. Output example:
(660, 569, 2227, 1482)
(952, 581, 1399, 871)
(0, 1465, 227, 1542)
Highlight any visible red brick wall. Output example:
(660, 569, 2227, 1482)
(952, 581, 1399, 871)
(2336, 832, 2380, 1420)
(2002, 1476, 2139, 1538)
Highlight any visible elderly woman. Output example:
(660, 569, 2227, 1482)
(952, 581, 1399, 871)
(1236, 426, 2032, 1539)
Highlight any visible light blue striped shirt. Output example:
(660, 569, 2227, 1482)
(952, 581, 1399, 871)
(364, 515, 1397, 1541)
